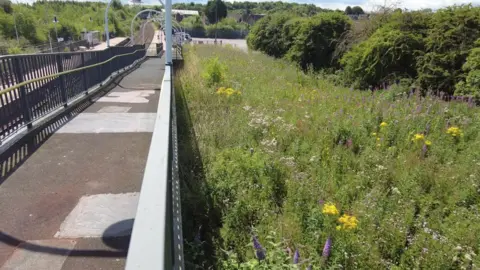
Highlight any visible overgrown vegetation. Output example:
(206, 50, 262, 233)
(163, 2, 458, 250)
(177, 45, 480, 269)
(0, 0, 146, 54)
(247, 5, 480, 97)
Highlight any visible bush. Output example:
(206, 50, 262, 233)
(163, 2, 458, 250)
(202, 56, 227, 86)
(285, 12, 351, 70)
(455, 39, 480, 99)
(341, 27, 424, 89)
(416, 5, 480, 93)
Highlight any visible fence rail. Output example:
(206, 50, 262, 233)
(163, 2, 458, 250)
(0, 45, 146, 144)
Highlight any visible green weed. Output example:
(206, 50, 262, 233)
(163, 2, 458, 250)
(176, 45, 480, 269)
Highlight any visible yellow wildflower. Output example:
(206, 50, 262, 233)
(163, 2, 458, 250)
(225, 88, 235, 96)
(322, 203, 339, 216)
(446, 126, 463, 137)
(425, 140, 432, 146)
(376, 137, 381, 141)
(371, 132, 377, 136)
(380, 122, 388, 128)
(412, 133, 425, 142)
(336, 225, 342, 231)
(338, 214, 358, 230)
(216, 87, 226, 95)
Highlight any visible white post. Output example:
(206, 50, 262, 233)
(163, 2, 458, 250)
(104, 0, 112, 47)
(13, 13, 19, 44)
(165, 0, 172, 64)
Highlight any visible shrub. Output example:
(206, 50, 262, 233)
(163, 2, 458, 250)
(341, 27, 424, 89)
(202, 56, 227, 86)
(416, 5, 480, 93)
(247, 12, 294, 58)
(285, 12, 351, 70)
(455, 39, 480, 99)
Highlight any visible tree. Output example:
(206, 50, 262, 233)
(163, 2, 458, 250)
(351, 6, 364, 15)
(204, 0, 227, 24)
(345, 6, 352, 15)
(1, 0, 12, 14)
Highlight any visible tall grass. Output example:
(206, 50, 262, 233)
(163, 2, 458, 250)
(176, 45, 480, 269)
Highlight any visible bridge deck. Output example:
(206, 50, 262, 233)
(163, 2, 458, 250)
(0, 57, 165, 270)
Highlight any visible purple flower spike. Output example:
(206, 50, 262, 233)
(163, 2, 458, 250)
(322, 237, 332, 259)
(252, 236, 266, 261)
(293, 249, 300, 264)
(422, 144, 428, 158)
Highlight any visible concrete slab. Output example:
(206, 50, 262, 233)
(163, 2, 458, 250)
(0, 239, 76, 270)
(56, 113, 156, 133)
(55, 192, 139, 238)
(96, 90, 156, 104)
(97, 106, 132, 113)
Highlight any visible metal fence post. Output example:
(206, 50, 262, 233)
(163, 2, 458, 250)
(13, 57, 33, 128)
(97, 52, 102, 85)
(55, 54, 68, 108)
(81, 53, 88, 95)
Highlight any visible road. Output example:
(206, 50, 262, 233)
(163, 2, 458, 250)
(191, 38, 248, 52)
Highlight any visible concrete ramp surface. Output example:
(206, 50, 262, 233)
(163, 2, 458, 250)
(0, 57, 165, 270)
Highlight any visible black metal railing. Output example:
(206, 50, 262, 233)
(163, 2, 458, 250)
(0, 45, 146, 143)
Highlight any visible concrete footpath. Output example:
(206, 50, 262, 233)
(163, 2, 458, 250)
(0, 57, 165, 269)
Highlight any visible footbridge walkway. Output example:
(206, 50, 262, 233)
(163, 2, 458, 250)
(0, 32, 184, 269)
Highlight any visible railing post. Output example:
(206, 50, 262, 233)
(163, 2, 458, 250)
(97, 52, 103, 85)
(108, 48, 113, 77)
(81, 53, 88, 95)
(13, 57, 33, 128)
(56, 54, 68, 108)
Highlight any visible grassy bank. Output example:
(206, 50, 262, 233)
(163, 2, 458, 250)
(176, 45, 480, 269)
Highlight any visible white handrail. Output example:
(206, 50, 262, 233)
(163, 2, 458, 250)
(126, 65, 173, 269)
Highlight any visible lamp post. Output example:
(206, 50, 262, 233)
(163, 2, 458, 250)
(13, 12, 20, 44)
(215, 0, 218, 44)
(53, 15, 59, 41)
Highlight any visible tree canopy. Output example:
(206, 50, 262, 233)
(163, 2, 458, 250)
(204, 0, 227, 24)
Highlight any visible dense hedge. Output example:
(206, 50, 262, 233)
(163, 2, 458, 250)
(248, 12, 350, 69)
(247, 5, 480, 95)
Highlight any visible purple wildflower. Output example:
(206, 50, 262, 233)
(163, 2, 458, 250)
(318, 199, 324, 205)
(252, 236, 266, 261)
(293, 249, 300, 264)
(421, 144, 428, 158)
(322, 237, 332, 259)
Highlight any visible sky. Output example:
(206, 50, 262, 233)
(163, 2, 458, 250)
(14, 0, 480, 12)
